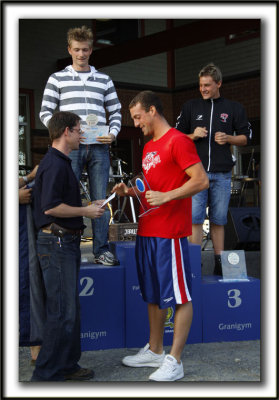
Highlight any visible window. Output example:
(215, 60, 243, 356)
(94, 19, 139, 48)
(19, 90, 34, 169)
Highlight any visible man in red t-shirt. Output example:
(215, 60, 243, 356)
(112, 91, 208, 381)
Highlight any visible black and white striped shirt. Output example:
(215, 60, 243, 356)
(39, 65, 122, 137)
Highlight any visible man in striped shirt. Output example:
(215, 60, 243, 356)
(40, 25, 122, 266)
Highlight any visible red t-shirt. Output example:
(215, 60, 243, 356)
(137, 128, 201, 238)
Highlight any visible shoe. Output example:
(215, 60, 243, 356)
(122, 343, 165, 367)
(149, 354, 184, 381)
(64, 368, 94, 381)
(93, 251, 119, 266)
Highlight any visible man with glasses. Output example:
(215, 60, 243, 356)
(31, 111, 105, 381)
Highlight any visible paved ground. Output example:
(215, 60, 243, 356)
(19, 340, 260, 382)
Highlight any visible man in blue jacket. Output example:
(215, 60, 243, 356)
(176, 63, 252, 274)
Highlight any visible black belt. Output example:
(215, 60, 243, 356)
(41, 223, 83, 237)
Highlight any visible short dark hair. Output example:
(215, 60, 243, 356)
(129, 91, 163, 115)
(199, 63, 222, 83)
(48, 112, 81, 142)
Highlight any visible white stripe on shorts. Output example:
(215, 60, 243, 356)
(171, 238, 192, 304)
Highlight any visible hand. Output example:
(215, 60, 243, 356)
(145, 190, 168, 206)
(214, 131, 228, 145)
(111, 182, 129, 197)
(84, 203, 105, 219)
(93, 199, 107, 208)
(19, 186, 32, 204)
(193, 127, 208, 140)
(96, 133, 115, 144)
(19, 165, 39, 188)
(79, 134, 87, 144)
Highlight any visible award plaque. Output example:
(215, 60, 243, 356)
(82, 125, 109, 144)
(128, 172, 159, 218)
(219, 250, 249, 282)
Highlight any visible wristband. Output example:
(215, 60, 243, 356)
(23, 176, 28, 183)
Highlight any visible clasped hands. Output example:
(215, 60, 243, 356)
(193, 127, 228, 145)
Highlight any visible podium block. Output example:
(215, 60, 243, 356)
(110, 241, 202, 348)
(202, 275, 260, 342)
(110, 241, 149, 348)
(79, 263, 125, 351)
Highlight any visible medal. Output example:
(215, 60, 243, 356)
(86, 114, 98, 126)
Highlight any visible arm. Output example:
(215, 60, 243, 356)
(111, 182, 136, 197)
(188, 126, 208, 141)
(145, 162, 209, 206)
(96, 78, 122, 145)
(175, 107, 187, 133)
(214, 102, 251, 147)
(176, 102, 207, 141)
(19, 165, 39, 188)
(44, 201, 105, 219)
(39, 74, 60, 127)
(215, 132, 247, 146)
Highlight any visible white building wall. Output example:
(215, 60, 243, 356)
(99, 53, 167, 87)
(99, 19, 168, 87)
(144, 19, 166, 35)
(175, 37, 260, 87)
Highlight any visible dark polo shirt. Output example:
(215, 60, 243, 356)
(33, 147, 84, 231)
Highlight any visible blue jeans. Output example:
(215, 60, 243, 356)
(19, 204, 44, 346)
(192, 171, 232, 225)
(69, 144, 110, 256)
(31, 231, 82, 381)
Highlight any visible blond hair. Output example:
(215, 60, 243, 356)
(199, 63, 222, 83)
(67, 25, 93, 48)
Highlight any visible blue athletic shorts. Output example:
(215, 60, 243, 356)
(135, 236, 192, 309)
(192, 171, 232, 225)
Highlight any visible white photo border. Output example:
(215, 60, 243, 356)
(2, 2, 277, 398)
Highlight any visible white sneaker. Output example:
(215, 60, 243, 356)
(122, 343, 165, 367)
(149, 354, 184, 381)
(93, 251, 119, 266)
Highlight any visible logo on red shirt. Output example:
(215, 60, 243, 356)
(142, 151, 161, 173)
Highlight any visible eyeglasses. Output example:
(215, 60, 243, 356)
(70, 128, 83, 135)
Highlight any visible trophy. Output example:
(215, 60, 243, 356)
(220, 250, 249, 282)
(128, 172, 159, 218)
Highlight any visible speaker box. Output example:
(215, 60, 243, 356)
(224, 207, 260, 250)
